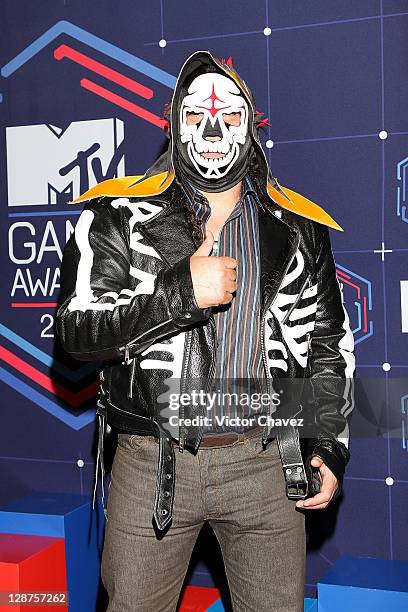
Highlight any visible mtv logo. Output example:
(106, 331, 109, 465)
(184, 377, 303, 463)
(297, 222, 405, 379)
(336, 264, 373, 345)
(6, 118, 125, 206)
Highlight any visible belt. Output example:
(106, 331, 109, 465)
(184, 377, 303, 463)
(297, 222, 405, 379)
(153, 428, 175, 532)
(197, 427, 308, 499)
(193, 425, 264, 448)
(276, 426, 308, 500)
(261, 400, 309, 501)
(92, 405, 309, 533)
(92, 406, 108, 519)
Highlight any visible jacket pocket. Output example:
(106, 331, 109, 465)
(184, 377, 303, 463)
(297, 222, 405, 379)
(117, 432, 150, 452)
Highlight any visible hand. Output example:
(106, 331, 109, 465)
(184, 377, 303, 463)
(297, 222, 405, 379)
(190, 230, 238, 309)
(295, 456, 339, 510)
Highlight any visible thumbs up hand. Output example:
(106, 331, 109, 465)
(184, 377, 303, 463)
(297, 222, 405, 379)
(190, 230, 238, 309)
(193, 229, 215, 257)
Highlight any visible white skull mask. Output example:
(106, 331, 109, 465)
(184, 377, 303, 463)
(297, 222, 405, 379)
(179, 72, 249, 179)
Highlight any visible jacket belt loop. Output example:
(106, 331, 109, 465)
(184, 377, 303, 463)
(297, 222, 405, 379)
(276, 426, 308, 500)
(153, 429, 175, 531)
(92, 412, 108, 519)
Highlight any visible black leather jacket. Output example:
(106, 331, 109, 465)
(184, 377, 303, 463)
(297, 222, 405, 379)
(56, 165, 355, 530)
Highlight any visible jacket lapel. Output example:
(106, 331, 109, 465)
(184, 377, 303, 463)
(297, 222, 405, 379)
(258, 202, 300, 315)
(133, 187, 198, 268)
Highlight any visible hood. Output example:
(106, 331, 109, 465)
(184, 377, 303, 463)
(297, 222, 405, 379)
(70, 51, 343, 232)
(146, 51, 271, 191)
(165, 51, 266, 192)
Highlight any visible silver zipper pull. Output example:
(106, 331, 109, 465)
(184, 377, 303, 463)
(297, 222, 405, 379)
(128, 359, 135, 400)
(124, 344, 131, 365)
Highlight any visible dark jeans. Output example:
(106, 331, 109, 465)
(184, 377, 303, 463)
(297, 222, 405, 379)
(101, 432, 306, 612)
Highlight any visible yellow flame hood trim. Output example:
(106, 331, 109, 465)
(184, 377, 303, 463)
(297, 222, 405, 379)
(70, 170, 342, 231)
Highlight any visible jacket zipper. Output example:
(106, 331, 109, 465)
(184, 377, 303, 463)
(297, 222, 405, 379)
(127, 358, 136, 399)
(176, 302, 217, 454)
(298, 331, 312, 408)
(178, 329, 194, 452)
(281, 273, 311, 326)
(260, 315, 273, 445)
(177, 221, 217, 451)
(205, 233, 218, 432)
(121, 317, 174, 363)
(208, 314, 217, 381)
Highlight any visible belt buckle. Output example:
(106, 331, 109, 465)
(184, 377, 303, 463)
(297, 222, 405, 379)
(283, 463, 308, 500)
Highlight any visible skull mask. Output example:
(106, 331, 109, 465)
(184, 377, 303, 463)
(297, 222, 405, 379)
(174, 70, 254, 192)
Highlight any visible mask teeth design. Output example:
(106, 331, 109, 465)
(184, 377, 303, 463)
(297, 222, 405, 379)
(187, 141, 238, 176)
(196, 140, 229, 155)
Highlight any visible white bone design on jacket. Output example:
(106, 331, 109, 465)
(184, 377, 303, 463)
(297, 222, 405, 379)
(334, 279, 355, 448)
(112, 198, 163, 296)
(67, 198, 165, 314)
(265, 249, 317, 371)
(140, 332, 186, 439)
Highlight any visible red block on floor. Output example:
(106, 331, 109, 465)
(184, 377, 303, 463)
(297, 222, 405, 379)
(179, 585, 221, 611)
(0, 533, 67, 612)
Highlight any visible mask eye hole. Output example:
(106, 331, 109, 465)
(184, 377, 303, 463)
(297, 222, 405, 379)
(222, 112, 241, 127)
(186, 111, 204, 126)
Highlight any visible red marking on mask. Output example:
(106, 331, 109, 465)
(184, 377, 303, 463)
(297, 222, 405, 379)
(196, 82, 229, 118)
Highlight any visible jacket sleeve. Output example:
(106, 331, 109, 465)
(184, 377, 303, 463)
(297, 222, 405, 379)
(306, 223, 355, 495)
(55, 199, 211, 362)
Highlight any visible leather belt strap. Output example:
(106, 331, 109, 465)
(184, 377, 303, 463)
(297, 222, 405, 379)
(105, 405, 155, 435)
(92, 402, 108, 519)
(276, 425, 308, 500)
(153, 429, 176, 531)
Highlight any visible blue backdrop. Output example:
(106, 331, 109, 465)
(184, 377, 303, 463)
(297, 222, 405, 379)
(1, 0, 407, 605)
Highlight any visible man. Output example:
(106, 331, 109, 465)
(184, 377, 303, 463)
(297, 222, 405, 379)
(56, 51, 355, 611)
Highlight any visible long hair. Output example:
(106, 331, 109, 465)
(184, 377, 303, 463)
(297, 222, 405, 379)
(172, 178, 204, 246)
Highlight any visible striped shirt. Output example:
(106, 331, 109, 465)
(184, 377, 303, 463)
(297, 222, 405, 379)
(182, 175, 268, 434)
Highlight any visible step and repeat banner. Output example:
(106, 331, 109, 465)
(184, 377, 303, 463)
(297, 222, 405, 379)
(1, 0, 407, 602)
